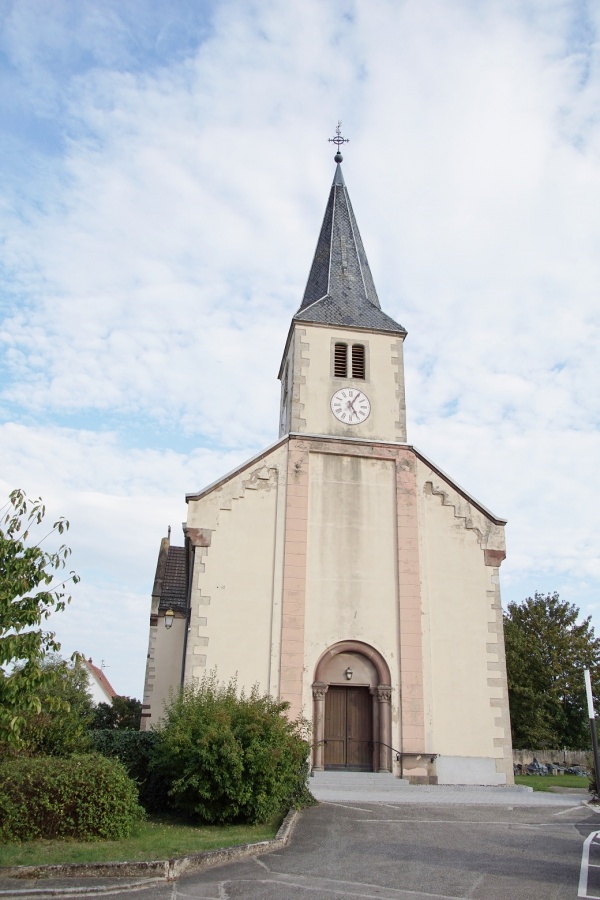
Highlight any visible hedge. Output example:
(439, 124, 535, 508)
(0, 754, 144, 842)
(89, 729, 168, 812)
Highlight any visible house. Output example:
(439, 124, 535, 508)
(81, 657, 117, 707)
(141, 145, 513, 785)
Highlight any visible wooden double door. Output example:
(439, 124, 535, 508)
(324, 686, 373, 771)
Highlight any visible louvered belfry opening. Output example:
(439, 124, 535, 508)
(334, 342, 348, 377)
(351, 344, 365, 379)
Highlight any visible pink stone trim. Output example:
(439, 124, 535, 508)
(277, 436, 426, 754)
(314, 640, 392, 685)
(396, 450, 426, 754)
(186, 528, 212, 548)
(279, 441, 310, 719)
(484, 549, 506, 567)
(312, 641, 393, 772)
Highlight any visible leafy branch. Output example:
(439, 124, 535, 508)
(0, 490, 81, 752)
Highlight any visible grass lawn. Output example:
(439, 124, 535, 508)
(0, 815, 281, 868)
(515, 774, 590, 793)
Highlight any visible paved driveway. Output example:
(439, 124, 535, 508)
(9, 799, 587, 900)
(1, 789, 597, 899)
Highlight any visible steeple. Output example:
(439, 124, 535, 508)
(278, 131, 408, 444)
(294, 157, 406, 335)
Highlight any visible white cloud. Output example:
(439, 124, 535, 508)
(1, 0, 600, 693)
(0, 421, 260, 694)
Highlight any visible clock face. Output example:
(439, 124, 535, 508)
(330, 388, 371, 424)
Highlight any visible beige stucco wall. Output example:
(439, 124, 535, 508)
(284, 324, 406, 443)
(141, 614, 187, 729)
(416, 458, 512, 781)
(144, 431, 512, 783)
(184, 444, 288, 695)
(302, 451, 401, 732)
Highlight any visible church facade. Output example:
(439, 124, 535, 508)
(141, 153, 513, 786)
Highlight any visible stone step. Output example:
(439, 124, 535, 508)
(310, 771, 410, 788)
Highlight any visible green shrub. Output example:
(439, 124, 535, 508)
(152, 674, 312, 824)
(90, 729, 168, 812)
(0, 754, 145, 842)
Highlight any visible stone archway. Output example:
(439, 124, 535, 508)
(312, 641, 393, 773)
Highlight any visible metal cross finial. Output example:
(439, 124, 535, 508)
(328, 121, 349, 163)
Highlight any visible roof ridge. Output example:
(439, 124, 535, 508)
(344, 181, 375, 308)
(83, 658, 117, 700)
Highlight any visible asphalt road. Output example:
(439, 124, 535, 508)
(19, 799, 594, 900)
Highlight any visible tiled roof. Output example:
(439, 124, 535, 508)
(294, 293, 406, 331)
(84, 658, 117, 700)
(158, 545, 187, 612)
(294, 164, 406, 335)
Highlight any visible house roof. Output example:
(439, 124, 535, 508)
(83, 657, 117, 701)
(293, 162, 406, 335)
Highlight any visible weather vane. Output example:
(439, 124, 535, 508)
(328, 121, 349, 163)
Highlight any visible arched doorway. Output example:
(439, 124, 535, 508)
(312, 641, 392, 773)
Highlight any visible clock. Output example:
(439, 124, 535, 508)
(330, 388, 371, 424)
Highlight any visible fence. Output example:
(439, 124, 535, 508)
(513, 749, 589, 768)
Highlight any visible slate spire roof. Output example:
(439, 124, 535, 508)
(294, 162, 406, 334)
(152, 536, 188, 613)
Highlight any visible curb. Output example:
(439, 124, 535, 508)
(0, 877, 165, 897)
(0, 809, 299, 896)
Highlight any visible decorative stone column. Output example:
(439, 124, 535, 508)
(312, 682, 328, 770)
(376, 685, 392, 772)
(371, 687, 380, 773)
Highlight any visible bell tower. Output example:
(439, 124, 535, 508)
(278, 133, 408, 444)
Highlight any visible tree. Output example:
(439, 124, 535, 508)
(0, 489, 80, 752)
(504, 592, 600, 749)
(92, 696, 143, 730)
(16, 654, 94, 756)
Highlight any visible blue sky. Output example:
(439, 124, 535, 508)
(1, 0, 599, 698)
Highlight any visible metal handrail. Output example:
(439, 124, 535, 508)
(310, 738, 402, 773)
(369, 739, 403, 762)
(310, 737, 437, 778)
(370, 741, 438, 778)
(371, 741, 438, 759)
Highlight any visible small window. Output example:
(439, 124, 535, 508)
(351, 344, 365, 379)
(334, 343, 348, 377)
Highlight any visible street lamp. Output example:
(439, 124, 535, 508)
(164, 608, 175, 630)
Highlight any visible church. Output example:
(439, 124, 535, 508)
(141, 138, 513, 786)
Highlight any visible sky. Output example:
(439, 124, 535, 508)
(1, 0, 599, 700)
